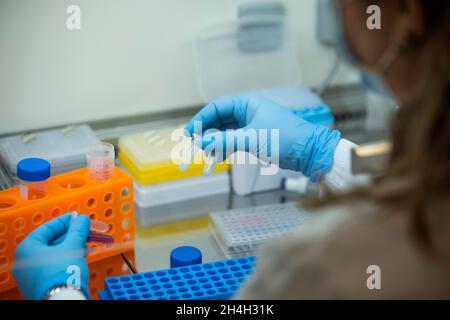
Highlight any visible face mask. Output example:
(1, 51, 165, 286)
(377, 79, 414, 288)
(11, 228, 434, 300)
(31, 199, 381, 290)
(360, 69, 391, 96)
(325, 0, 394, 97)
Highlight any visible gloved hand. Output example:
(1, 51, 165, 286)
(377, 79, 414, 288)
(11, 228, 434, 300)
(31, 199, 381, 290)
(185, 94, 341, 182)
(13, 213, 90, 300)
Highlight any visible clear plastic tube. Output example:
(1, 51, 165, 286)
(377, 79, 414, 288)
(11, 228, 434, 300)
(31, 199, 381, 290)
(70, 212, 113, 244)
(179, 134, 201, 172)
(86, 142, 115, 181)
(87, 233, 114, 244)
(17, 158, 50, 200)
(19, 180, 48, 200)
(178, 134, 218, 175)
(90, 219, 110, 233)
(203, 153, 217, 175)
(70, 212, 110, 233)
(178, 141, 192, 172)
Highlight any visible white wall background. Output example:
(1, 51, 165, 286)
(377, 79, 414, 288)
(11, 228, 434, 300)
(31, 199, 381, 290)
(0, 0, 357, 135)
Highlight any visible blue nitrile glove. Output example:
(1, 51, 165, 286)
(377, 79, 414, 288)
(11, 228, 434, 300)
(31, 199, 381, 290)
(185, 94, 341, 182)
(13, 213, 90, 300)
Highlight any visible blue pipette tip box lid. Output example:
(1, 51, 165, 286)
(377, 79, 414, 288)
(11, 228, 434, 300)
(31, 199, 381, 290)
(170, 246, 202, 268)
(17, 158, 51, 182)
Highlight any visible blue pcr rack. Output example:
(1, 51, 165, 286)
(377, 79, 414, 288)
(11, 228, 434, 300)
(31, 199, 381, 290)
(99, 256, 256, 300)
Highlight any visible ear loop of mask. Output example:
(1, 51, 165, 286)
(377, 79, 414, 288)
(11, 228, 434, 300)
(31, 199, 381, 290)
(362, 19, 412, 98)
(371, 20, 409, 76)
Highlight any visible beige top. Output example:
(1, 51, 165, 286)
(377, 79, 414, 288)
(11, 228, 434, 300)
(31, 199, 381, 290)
(235, 200, 450, 299)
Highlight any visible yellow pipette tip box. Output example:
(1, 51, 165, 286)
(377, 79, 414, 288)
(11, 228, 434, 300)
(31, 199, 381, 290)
(118, 127, 229, 186)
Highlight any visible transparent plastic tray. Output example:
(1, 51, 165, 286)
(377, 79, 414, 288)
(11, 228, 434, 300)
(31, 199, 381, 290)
(0, 125, 100, 175)
(0, 160, 12, 190)
(193, 15, 302, 101)
(209, 202, 312, 258)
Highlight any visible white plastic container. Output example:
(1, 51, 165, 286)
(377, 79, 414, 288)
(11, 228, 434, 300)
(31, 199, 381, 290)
(136, 193, 229, 227)
(134, 172, 230, 208)
(231, 154, 303, 196)
(133, 172, 230, 226)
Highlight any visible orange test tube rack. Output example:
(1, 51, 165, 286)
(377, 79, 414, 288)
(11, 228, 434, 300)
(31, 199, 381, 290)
(88, 250, 136, 300)
(0, 166, 135, 293)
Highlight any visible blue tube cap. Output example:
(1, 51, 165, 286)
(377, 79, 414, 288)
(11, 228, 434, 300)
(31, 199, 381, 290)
(17, 158, 51, 182)
(170, 246, 202, 268)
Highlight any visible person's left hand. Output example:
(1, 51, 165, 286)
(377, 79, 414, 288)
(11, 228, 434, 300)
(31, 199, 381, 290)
(13, 213, 90, 300)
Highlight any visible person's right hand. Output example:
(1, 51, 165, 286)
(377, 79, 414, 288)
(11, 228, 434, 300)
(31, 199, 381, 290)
(185, 94, 341, 182)
(13, 213, 90, 300)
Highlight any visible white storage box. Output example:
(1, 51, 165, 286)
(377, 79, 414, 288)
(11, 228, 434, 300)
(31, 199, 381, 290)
(134, 172, 230, 226)
(136, 193, 229, 227)
(134, 172, 230, 208)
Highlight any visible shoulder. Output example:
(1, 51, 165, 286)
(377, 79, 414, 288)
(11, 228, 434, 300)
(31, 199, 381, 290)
(235, 202, 366, 299)
(236, 201, 450, 299)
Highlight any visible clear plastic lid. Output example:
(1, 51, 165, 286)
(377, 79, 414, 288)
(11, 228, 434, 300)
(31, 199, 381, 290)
(193, 15, 302, 101)
(209, 202, 312, 258)
(0, 125, 100, 175)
